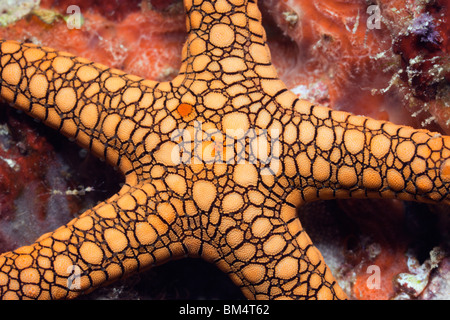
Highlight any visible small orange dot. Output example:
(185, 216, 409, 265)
(177, 103, 193, 117)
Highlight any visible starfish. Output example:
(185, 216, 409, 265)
(0, 0, 449, 300)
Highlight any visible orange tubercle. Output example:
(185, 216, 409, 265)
(177, 103, 193, 117)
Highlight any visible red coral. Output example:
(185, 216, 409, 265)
(262, 0, 450, 134)
(393, 1, 449, 102)
(337, 199, 410, 299)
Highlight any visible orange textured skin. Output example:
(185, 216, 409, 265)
(0, 0, 449, 300)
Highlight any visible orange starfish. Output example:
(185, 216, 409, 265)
(0, 0, 449, 300)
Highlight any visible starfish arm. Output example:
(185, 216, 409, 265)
(287, 101, 450, 204)
(0, 182, 186, 300)
(0, 40, 162, 174)
(211, 211, 347, 300)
